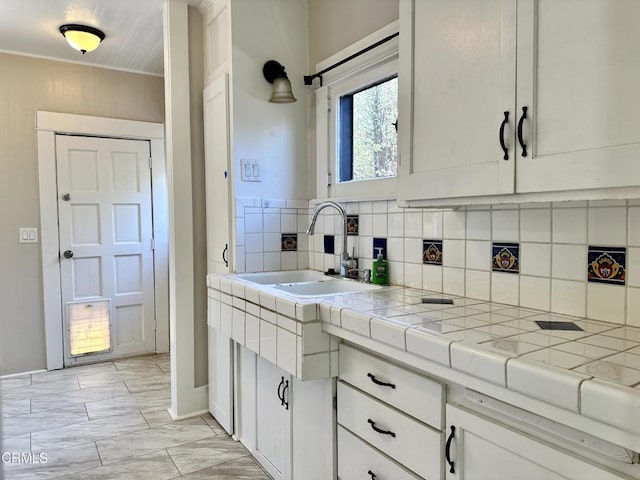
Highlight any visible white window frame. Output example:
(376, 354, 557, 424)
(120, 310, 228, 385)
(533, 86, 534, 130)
(315, 21, 399, 201)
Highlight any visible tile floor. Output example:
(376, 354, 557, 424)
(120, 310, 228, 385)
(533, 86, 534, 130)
(0, 354, 271, 479)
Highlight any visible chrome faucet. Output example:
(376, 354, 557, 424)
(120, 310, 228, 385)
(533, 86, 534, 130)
(306, 201, 357, 277)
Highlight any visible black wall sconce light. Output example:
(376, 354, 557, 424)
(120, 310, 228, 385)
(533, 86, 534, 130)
(263, 60, 297, 103)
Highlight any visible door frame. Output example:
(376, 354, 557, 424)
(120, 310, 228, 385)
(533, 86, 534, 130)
(36, 111, 168, 370)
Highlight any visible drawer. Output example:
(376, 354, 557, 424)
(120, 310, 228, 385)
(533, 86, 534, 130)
(337, 381, 442, 480)
(339, 344, 444, 429)
(338, 425, 421, 480)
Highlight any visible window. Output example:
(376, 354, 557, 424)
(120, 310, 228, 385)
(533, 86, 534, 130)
(337, 76, 398, 183)
(314, 24, 399, 199)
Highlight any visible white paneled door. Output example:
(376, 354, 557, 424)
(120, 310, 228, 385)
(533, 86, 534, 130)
(56, 135, 155, 366)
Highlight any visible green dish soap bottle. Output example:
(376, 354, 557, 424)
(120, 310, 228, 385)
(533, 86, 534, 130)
(372, 247, 388, 285)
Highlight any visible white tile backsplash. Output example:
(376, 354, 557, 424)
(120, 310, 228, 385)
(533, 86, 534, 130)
(404, 211, 423, 238)
(423, 211, 444, 239)
(372, 214, 387, 237)
(627, 288, 640, 328)
(443, 267, 465, 296)
(551, 279, 586, 318)
(588, 207, 627, 246)
(443, 239, 465, 268)
(519, 276, 551, 311)
(491, 272, 519, 305)
(388, 213, 404, 237)
(444, 210, 466, 239)
(404, 238, 423, 264)
(263, 213, 281, 233)
(465, 270, 490, 301)
(551, 244, 587, 281)
(520, 208, 551, 243)
(553, 207, 587, 244)
(466, 240, 491, 271)
(492, 210, 519, 242)
(466, 211, 491, 240)
(519, 243, 551, 277)
(239, 198, 638, 327)
(628, 207, 640, 246)
(586, 283, 626, 324)
(423, 265, 443, 292)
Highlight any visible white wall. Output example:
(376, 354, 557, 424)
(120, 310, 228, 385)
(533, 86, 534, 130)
(0, 53, 164, 376)
(230, 0, 309, 201)
(306, 0, 398, 199)
(307, 0, 398, 71)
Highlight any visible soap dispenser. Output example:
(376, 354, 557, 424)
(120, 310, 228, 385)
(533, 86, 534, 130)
(372, 247, 388, 285)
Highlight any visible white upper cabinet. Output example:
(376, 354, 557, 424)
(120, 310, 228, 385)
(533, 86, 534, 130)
(399, 0, 640, 202)
(398, 0, 517, 201)
(516, 0, 640, 193)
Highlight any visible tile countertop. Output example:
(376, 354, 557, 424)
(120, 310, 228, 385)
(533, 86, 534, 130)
(209, 274, 640, 445)
(316, 285, 640, 441)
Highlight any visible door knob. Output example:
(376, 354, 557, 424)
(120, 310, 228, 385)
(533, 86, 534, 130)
(62, 193, 71, 201)
(63, 250, 74, 259)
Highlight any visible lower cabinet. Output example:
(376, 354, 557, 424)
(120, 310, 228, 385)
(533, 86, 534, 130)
(254, 355, 292, 480)
(207, 326, 233, 435)
(236, 349, 335, 480)
(338, 425, 421, 480)
(337, 344, 444, 480)
(445, 404, 627, 480)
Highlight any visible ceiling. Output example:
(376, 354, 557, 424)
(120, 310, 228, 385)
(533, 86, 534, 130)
(0, 0, 203, 76)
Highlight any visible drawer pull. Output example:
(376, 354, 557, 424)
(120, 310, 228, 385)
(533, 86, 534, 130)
(367, 372, 396, 389)
(277, 377, 285, 405)
(445, 425, 456, 474)
(367, 470, 377, 479)
(517, 106, 528, 157)
(367, 418, 396, 438)
(282, 379, 289, 410)
(499, 111, 510, 160)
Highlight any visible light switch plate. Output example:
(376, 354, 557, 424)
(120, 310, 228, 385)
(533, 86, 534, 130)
(240, 159, 261, 182)
(19, 227, 38, 244)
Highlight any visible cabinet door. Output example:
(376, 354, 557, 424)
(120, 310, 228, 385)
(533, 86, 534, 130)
(208, 327, 234, 434)
(516, 0, 640, 193)
(398, 0, 516, 200)
(445, 405, 626, 480)
(203, 74, 232, 274)
(255, 356, 292, 480)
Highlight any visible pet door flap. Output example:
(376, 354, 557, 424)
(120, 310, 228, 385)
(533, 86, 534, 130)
(68, 300, 111, 356)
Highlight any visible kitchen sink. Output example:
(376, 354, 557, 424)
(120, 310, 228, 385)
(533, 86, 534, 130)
(235, 269, 382, 298)
(235, 269, 328, 285)
(271, 279, 381, 298)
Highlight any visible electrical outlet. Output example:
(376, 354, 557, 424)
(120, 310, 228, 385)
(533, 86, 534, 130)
(240, 159, 262, 182)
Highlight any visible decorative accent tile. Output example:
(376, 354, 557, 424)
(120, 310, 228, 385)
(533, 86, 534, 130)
(281, 233, 297, 252)
(346, 215, 359, 236)
(587, 246, 626, 285)
(373, 237, 387, 260)
(423, 239, 443, 265)
(324, 235, 335, 254)
(492, 242, 519, 274)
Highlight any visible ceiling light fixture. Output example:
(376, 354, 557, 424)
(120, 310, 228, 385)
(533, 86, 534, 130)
(59, 24, 105, 54)
(262, 60, 297, 103)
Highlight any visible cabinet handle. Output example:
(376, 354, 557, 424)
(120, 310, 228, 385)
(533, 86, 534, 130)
(367, 419, 395, 438)
(282, 379, 289, 410)
(517, 106, 528, 157)
(499, 111, 510, 160)
(367, 372, 396, 389)
(222, 243, 229, 267)
(367, 470, 377, 479)
(445, 425, 456, 474)
(277, 377, 284, 405)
